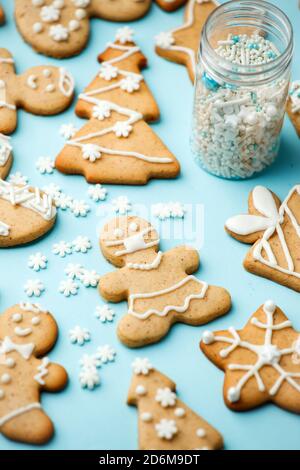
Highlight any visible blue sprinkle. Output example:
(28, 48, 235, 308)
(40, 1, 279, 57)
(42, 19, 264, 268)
(232, 35, 240, 44)
(201, 72, 220, 91)
(267, 51, 276, 59)
(248, 43, 259, 50)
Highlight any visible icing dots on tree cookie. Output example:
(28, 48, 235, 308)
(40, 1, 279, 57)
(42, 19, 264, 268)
(55, 31, 180, 185)
(201, 301, 300, 413)
(225, 185, 300, 292)
(128, 358, 223, 450)
(98, 216, 231, 347)
(15, 0, 187, 59)
(287, 81, 300, 137)
(0, 179, 57, 247)
(0, 135, 13, 180)
(0, 48, 74, 134)
(155, 0, 218, 83)
(0, 303, 67, 444)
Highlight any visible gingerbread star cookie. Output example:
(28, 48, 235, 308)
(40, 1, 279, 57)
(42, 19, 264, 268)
(0, 179, 57, 247)
(0, 48, 74, 134)
(201, 301, 300, 413)
(15, 0, 187, 59)
(0, 135, 13, 180)
(225, 185, 300, 292)
(155, 0, 218, 83)
(0, 302, 68, 444)
(99, 216, 231, 347)
(287, 81, 300, 137)
(55, 30, 180, 185)
(128, 358, 224, 450)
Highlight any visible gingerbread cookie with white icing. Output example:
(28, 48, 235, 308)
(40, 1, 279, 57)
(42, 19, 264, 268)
(225, 185, 300, 292)
(0, 179, 57, 247)
(0, 302, 67, 444)
(155, 0, 218, 83)
(287, 81, 300, 137)
(128, 358, 224, 450)
(99, 216, 231, 347)
(201, 300, 300, 413)
(0, 135, 13, 180)
(55, 31, 180, 185)
(0, 48, 74, 134)
(15, 0, 187, 59)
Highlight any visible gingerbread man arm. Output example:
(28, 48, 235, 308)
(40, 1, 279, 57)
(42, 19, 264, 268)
(99, 269, 129, 302)
(166, 245, 200, 274)
(42, 362, 68, 392)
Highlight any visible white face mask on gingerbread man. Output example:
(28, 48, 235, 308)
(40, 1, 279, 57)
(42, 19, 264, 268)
(0, 303, 67, 445)
(0, 48, 74, 134)
(99, 215, 231, 347)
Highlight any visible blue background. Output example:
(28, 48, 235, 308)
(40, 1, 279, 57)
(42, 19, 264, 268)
(0, 0, 299, 450)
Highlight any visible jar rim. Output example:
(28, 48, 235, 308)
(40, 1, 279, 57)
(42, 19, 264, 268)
(200, 0, 294, 81)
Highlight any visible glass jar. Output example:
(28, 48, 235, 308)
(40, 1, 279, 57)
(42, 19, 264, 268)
(191, 0, 293, 179)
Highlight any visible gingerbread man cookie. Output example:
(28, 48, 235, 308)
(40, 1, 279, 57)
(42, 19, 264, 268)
(155, 0, 218, 83)
(0, 179, 57, 247)
(0, 48, 74, 134)
(225, 185, 300, 292)
(0, 302, 67, 444)
(55, 31, 180, 185)
(99, 216, 231, 347)
(0, 135, 13, 180)
(0, 4, 5, 24)
(287, 81, 300, 137)
(201, 301, 300, 413)
(15, 0, 187, 59)
(128, 358, 224, 450)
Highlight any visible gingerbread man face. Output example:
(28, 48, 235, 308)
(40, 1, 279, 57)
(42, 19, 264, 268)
(0, 48, 74, 134)
(15, 0, 187, 58)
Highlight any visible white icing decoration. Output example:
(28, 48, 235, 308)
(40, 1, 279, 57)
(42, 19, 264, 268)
(1, 373, 11, 384)
(127, 251, 163, 271)
(155, 419, 177, 440)
(128, 275, 208, 320)
(155, 387, 177, 407)
(0, 221, 10, 237)
(14, 326, 33, 337)
(174, 407, 185, 417)
(226, 185, 300, 279)
(115, 26, 134, 45)
(0, 75, 17, 111)
(49, 24, 69, 42)
(105, 226, 159, 257)
(0, 337, 35, 360)
(34, 357, 50, 385)
(141, 412, 152, 422)
(0, 179, 56, 221)
(33, 22, 43, 33)
(196, 428, 206, 438)
(12, 313, 22, 323)
(45, 83, 55, 92)
(131, 357, 153, 375)
(5, 358, 15, 369)
(59, 67, 74, 97)
(19, 302, 43, 313)
(205, 301, 300, 402)
(40, 5, 61, 23)
(43, 69, 51, 78)
(31, 316, 41, 325)
(0, 134, 12, 167)
(0, 403, 41, 428)
(136, 384, 147, 396)
(26, 75, 38, 90)
(67, 43, 173, 165)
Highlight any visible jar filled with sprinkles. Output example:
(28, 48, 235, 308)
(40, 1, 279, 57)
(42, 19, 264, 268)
(191, 0, 293, 179)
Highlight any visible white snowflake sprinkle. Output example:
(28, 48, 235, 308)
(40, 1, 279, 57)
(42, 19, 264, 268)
(155, 419, 177, 440)
(8, 172, 28, 185)
(36, 156, 55, 175)
(112, 196, 131, 214)
(59, 123, 78, 140)
(113, 121, 133, 138)
(155, 387, 177, 408)
(69, 326, 91, 346)
(79, 367, 100, 390)
(49, 24, 69, 42)
(59, 279, 79, 297)
(120, 75, 141, 93)
(54, 192, 73, 210)
(52, 240, 73, 257)
(87, 184, 107, 202)
(80, 269, 100, 288)
(28, 252, 48, 272)
(131, 357, 153, 376)
(71, 200, 90, 217)
(24, 279, 45, 297)
(115, 26, 134, 44)
(82, 144, 101, 162)
(72, 236, 92, 253)
(155, 31, 175, 49)
(43, 183, 61, 199)
(95, 305, 115, 323)
(96, 345, 116, 364)
(92, 102, 111, 121)
(79, 354, 101, 370)
(99, 64, 118, 81)
(152, 202, 186, 220)
(169, 202, 186, 218)
(65, 263, 85, 280)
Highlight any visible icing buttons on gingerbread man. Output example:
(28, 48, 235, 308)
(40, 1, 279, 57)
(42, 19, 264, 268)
(98, 215, 231, 347)
(0, 303, 67, 444)
(0, 48, 74, 134)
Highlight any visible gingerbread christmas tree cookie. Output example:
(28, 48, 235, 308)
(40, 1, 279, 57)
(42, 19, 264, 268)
(128, 358, 223, 450)
(287, 81, 300, 137)
(0, 48, 74, 134)
(15, 0, 187, 59)
(201, 301, 300, 413)
(98, 216, 231, 347)
(56, 30, 180, 185)
(0, 179, 57, 247)
(155, 0, 218, 83)
(225, 185, 300, 292)
(0, 135, 13, 180)
(0, 302, 68, 444)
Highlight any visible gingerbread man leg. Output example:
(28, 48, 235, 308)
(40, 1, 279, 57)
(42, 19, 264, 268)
(1, 408, 54, 445)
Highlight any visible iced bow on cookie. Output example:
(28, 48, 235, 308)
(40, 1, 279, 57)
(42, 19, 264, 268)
(99, 216, 231, 347)
(0, 179, 57, 247)
(0, 303, 67, 444)
(0, 48, 74, 134)
(201, 301, 300, 413)
(225, 185, 300, 292)
(127, 358, 223, 450)
(15, 0, 187, 59)
(55, 30, 180, 185)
